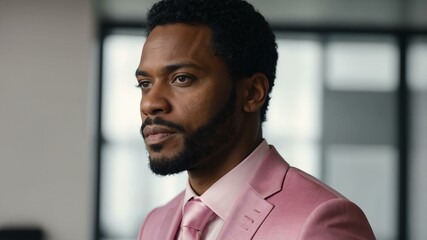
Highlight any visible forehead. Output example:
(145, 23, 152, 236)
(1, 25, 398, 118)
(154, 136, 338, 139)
(140, 23, 215, 67)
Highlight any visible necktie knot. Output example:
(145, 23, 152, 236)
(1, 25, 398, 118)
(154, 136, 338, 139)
(181, 199, 215, 239)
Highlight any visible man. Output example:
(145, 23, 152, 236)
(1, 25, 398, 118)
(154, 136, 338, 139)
(136, 0, 376, 239)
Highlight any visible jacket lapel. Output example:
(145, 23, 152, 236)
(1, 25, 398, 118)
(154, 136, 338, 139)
(217, 147, 290, 240)
(158, 194, 184, 240)
(217, 186, 273, 240)
(250, 147, 289, 199)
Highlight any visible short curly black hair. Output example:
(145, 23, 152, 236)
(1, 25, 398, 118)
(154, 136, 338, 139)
(146, 0, 278, 123)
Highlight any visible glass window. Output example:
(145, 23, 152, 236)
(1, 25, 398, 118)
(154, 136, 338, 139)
(325, 36, 398, 91)
(322, 34, 399, 240)
(408, 37, 427, 91)
(102, 34, 143, 141)
(408, 36, 427, 240)
(324, 144, 397, 240)
(265, 35, 323, 177)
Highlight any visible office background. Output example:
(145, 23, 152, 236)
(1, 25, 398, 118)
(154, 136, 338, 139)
(0, 0, 426, 240)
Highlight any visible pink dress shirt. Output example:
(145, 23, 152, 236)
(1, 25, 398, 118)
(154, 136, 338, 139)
(177, 140, 270, 240)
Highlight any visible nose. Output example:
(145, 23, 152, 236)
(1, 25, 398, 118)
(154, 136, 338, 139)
(140, 84, 172, 117)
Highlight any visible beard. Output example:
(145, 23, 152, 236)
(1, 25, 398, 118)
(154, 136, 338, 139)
(140, 85, 236, 176)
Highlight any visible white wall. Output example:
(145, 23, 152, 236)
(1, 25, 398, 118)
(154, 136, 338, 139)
(0, 0, 94, 239)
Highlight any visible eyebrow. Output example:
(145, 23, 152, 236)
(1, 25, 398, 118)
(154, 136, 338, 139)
(135, 69, 150, 78)
(135, 61, 203, 78)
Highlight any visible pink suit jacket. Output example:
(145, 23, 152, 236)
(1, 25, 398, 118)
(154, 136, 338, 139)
(138, 147, 376, 240)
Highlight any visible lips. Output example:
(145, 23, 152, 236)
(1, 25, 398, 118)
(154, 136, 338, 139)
(143, 125, 177, 144)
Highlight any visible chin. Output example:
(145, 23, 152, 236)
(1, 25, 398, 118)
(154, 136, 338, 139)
(147, 145, 199, 176)
(148, 155, 188, 176)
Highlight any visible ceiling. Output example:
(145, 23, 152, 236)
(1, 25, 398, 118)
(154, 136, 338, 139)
(98, 0, 427, 28)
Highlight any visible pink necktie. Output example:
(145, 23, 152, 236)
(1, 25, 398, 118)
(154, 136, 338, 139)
(181, 199, 215, 240)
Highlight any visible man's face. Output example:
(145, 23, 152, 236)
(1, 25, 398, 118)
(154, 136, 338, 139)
(136, 24, 238, 175)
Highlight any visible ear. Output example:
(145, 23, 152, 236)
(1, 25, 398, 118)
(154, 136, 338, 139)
(242, 73, 269, 113)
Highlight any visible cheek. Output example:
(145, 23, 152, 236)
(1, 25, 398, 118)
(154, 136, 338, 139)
(139, 98, 145, 122)
(178, 94, 220, 130)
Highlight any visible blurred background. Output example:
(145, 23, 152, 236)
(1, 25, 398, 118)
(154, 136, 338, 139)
(0, 0, 426, 240)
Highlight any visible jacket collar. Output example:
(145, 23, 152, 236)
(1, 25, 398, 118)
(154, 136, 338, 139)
(250, 146, 290, 199)
(216, 146, 290, 239)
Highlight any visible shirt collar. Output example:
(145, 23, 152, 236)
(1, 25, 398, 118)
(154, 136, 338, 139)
(183, 140, 270, 220)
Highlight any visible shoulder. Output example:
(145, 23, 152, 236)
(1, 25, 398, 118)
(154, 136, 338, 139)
(265, 166, 349, 222)
(261, 164, 376, 239)
(297, 198, 376, 240)
(282, 168, 376, 239)
(284, 167, 345, 200)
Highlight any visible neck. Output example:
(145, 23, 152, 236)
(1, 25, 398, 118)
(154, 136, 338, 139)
(187, 127, 263, 195)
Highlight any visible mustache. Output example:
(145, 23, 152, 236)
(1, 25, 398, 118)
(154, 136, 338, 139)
(140, 117, 185, 137)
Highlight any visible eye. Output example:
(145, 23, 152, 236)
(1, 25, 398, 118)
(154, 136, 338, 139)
(136, 80, 152, 90)
(172, 75, 195, 86)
